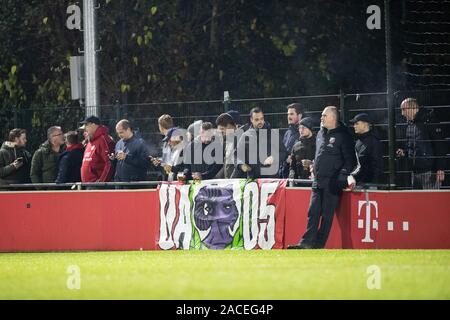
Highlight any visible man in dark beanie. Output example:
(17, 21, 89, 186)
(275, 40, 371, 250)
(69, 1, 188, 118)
(289, 117, 316, 181)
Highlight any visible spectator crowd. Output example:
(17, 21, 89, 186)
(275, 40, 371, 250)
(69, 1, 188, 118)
(0, 97, 448, 190)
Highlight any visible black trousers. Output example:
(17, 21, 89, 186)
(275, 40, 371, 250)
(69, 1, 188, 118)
(300, 186, 341, 248)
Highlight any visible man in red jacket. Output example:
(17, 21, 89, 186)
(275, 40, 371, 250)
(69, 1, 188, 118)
(79, 116, 115, 183)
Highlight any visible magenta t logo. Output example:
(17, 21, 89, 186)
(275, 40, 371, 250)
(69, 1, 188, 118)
(357, 200, 379, 243)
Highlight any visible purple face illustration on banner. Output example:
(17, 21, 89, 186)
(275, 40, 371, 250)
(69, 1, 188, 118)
(193, 185, 239, 249)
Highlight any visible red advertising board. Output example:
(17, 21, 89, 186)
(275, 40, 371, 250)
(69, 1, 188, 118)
(0, 185, 449, 251)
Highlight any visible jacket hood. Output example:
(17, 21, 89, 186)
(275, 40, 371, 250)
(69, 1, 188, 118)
(66, 143, 84, 152)
(1, 141, 29, 155)
(39, 140, 52, 151)
(92, 125, 110, 141)
(322, 121, 349, 135)
(1, 141, 15, 150)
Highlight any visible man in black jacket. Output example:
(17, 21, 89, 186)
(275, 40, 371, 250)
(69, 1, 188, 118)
(288, 117, 316, 180)
(349, 113, 383, 185)
(288, 106, 356, 249)
(183, 122, 222, 181)
(112, 119, 149, 187)
(396, 98, 446, 189)
(235, 107, 287, 179)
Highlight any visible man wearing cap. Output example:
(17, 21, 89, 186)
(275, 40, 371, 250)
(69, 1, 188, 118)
(80, 116, 115, 183)
(288, 117, 316, 181)
(226, 110, 243, 129)
(349, 113, 383, 185)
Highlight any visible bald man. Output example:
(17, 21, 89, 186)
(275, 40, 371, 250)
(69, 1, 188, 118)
(397, 98, 446, 189)
(289, 106, 356, 249)
(112, 119, 150, 187)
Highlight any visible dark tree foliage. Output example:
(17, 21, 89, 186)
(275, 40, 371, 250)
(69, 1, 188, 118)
(0, 0, 390, 147)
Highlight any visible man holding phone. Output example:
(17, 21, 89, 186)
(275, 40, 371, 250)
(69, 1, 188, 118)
(0, 128, 32, 185)
(110, 119, 149, 188)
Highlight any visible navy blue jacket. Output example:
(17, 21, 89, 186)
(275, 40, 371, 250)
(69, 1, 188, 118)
(280, 123, 300, 178)
(55, 144, 84, 183)
(283, 123, 300, 153)
(114, 134, 149, 182)
(313, 123, 356, 191)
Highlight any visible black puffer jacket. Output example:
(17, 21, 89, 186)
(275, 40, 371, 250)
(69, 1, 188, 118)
(313, 123, 356, 191)
(183, 136, 222, 180)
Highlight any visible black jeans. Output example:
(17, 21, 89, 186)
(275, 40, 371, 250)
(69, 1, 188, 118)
(300, 186, 341, 248)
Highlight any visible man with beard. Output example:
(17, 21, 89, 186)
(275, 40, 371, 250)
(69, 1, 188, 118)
(280, 103, 305, 178)
(0, 128, 32, 186)
(235, 107, 286, 179)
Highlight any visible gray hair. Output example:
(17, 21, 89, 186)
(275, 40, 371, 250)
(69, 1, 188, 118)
(47, 126, 62, 139)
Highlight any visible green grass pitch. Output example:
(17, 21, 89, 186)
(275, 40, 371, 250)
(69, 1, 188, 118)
(0, 250, 449, 299)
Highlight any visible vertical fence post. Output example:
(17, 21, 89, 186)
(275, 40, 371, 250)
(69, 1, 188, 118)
(339, 89, 347, 123)
(114, 100, 121, 125)
(13, 106, 18, 128)
(83, 0, 100, 117)
(224, 91, 230, 112)
(385, 0, 396, 188)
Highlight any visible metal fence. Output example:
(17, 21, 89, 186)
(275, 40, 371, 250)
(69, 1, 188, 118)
(1, 89, 449, 189)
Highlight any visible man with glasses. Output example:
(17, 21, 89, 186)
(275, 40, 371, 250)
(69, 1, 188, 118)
(30, 126, 65, 184)
(396, 98, 446, 189)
